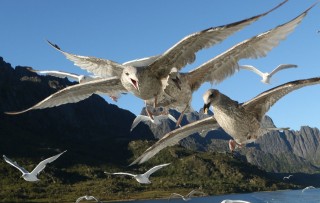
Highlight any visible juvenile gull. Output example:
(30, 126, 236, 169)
(76, 195, 100, 203)
(144, 4, 312, 127)
(3, 150, 66, 182)
(131, 76, 320, 164)
(169, 190, 205, 201)
(240, 64, 298, 84)
(105, 163, 170, 184)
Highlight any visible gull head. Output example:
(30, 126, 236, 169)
(122, 66, 140, 91)
(168, 67, 182, 90)
(203, 89, 220, 114)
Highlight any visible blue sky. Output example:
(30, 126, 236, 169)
(1, 0, 319, 130)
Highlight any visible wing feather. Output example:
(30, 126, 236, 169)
(30, 150, 66, 175)
(242, 77, 320, 121)
(147, 1, 287, 78)
(47, 40, 124, 78)
(3, 155, 29, 174)
(143, 163, 171, 178)
(5, 77, 127, 115)
(187, 4, 314, 91)
(130, 116, 219, 165)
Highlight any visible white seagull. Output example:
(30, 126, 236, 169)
(131, 107, 178, 131)
(27, 67, 101, 83)
(3, 150, 66, 182)
(169, 190, 205, 201)
(105, 163, 170, 184)
(283, 174, 293, 180)
(76, 195, 100, 203)
(5, 1, 288, 115)
(240, 64, 298, 84)
(131, 75, 320, 165)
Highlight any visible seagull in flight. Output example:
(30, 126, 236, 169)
(3, 150, 66, 182)
(76, 195, 100, 203)
(5, 1, 288, 116)
(221, 200, 251, 203)
(105, 163, 170, 184)
(240, 64, 298, 84)
(131, 75, 320, 165)
(169, 189, 205, 201)
(283, 174, 293, 180)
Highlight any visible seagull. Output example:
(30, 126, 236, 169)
(302, 186, 316, 193)
(221, 200, 251, 203)
(5, 1, 287, 115)
(3, 150, 66, 182)
(144, 3, 312, 127)
(39, 2, 285, 111)
(131, 107, 178, 131)
(240, 64, 298, 84)
(105, 163, 170, 184)
(131, 76, 320, 165)
(283, 174, 293, 180)
(76, 195, 100, 203)
(169, 190, 205, 201)
(27, 67, 101, 83)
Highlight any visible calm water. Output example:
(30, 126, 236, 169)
(109, 188, 320, 203)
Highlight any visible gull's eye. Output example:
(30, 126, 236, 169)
(125, 72, 129, 76)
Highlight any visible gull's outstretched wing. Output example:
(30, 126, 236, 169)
(5, 77, 127, 115)
(187, 4, 315, 92)
(239, 65, 265, 78)
(130, 115, 153, 131)
(3, 155, 29, 174)
(130, 116, 219, 165)
(123, 55, 161, 67)
(143, 163, 171, 178)
(147, 1, 287, 79)
(30, 150, 66, 176)
(242, 77, 320, 121)
(27, 68, 81, 81)
(187, 189, 205, 197)
(169, 193, 184, 200)
(106, 172, 136, 177)
(47, 40, 124, 78)
(75, 196, 86, 203)
(268, 64, 298, 78)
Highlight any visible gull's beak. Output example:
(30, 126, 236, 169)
(203, 103, 210, 114)
(171, 76, 182, 90)
(130, 79, 140, 92)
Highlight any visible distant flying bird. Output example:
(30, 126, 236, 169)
(240, 64, 298, 84)
(221, 200, 251, 203)
(76, 195, 100, 203)
(3, 151, 66, 182)
(131, 76, 320, 165)
(105, 163, 170, 184)
(302, 186, 316, 193)
(169, 190, 205, 201)
(131, 107, 178, 131)
(27, 67, 101, 83)
(283, 174, 293, 180)
(5, 1, 289, 116)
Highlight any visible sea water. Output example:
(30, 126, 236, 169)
(110, 188, 320, 203)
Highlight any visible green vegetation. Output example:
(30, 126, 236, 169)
(0, 140, 298, 202)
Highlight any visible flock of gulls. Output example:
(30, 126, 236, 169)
(3, 1, 320, 202)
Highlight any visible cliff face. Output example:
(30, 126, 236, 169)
(0, 57, 137, 165)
